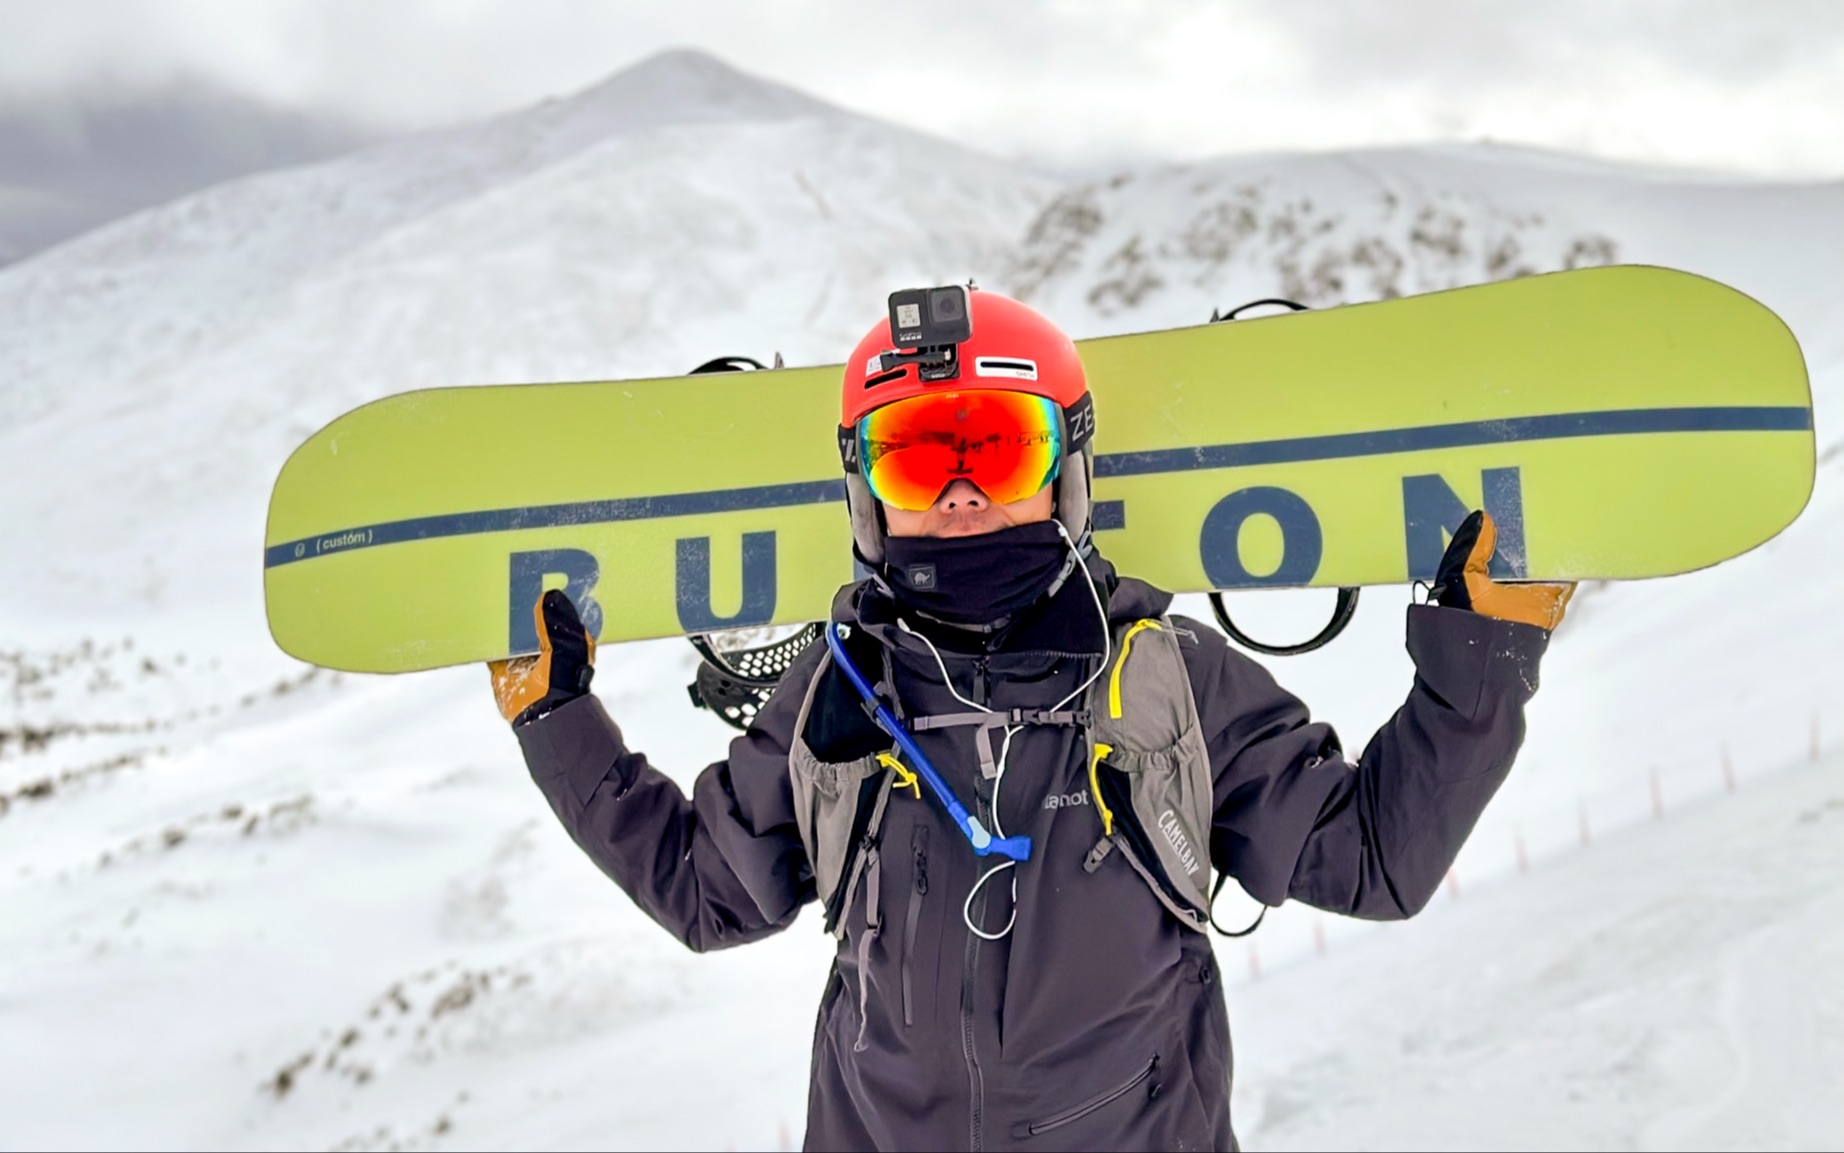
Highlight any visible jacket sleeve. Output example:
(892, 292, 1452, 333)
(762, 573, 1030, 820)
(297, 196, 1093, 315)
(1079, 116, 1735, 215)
(1182, 604, 1551, 920)
(512, 645, 822, 951)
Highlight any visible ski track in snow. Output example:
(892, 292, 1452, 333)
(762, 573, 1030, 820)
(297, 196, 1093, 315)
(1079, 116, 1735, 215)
(0, 51, 1840, 1151)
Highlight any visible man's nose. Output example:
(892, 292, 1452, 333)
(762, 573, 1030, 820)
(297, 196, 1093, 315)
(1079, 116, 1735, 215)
(936, 479, 989, 511)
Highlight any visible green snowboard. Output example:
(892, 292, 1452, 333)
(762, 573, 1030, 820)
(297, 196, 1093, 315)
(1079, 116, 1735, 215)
(264, 266, 1813, 674)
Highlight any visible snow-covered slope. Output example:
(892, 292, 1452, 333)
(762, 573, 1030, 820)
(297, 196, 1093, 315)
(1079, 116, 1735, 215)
(1009, 142, 1843, 352)
(5, 659, 1833, 1150)
(1232, 753, 1844, 1152)
(0, 49, 1840, 1150)
(0, 49, 1052, 638)
(0, 49, 837, 424)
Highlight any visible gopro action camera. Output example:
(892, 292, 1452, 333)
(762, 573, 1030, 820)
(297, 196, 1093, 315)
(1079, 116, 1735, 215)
(882, 284, 973, 382)
(888, 285, 973, 348)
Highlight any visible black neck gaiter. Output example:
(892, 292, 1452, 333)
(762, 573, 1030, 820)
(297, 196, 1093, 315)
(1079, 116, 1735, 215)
(882, 520, 1072, 628)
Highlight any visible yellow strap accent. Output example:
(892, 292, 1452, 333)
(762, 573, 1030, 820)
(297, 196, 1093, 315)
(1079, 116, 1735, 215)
(1089, 741, 1115, 836)
(877, 752, 921, 799)
(1108, 619, 1164, 719)
(1094, 619, 1162, 835)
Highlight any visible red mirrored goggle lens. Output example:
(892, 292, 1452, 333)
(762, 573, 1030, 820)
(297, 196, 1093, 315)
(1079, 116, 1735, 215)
(857, 390, 1063, 512)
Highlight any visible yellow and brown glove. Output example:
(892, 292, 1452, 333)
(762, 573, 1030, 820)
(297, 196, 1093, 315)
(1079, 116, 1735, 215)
(1433, 510, 1574, 631)
(488, 589, 597, 725)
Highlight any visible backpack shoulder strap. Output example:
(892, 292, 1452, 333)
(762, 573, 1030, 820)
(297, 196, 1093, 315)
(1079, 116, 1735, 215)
(1083, 615, 1216, 932)
(786, 650, 898, 938)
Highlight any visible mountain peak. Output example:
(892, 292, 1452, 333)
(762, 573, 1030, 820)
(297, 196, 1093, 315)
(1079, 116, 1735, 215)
(534, 48, 842, 141)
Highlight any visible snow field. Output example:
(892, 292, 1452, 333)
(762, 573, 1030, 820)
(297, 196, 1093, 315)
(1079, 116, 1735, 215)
(1232, 750, 1844, 1152)
(1, 649, 827, 1151)
(5, 646, 1835, 1150)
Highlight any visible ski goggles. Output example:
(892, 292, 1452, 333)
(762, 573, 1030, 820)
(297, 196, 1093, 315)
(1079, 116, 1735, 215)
(855, 390, 1064, 512)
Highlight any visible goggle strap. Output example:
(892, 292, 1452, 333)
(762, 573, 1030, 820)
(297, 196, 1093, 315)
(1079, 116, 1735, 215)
(838, 423, 861, 473)
(1063, 393, 1095, 453)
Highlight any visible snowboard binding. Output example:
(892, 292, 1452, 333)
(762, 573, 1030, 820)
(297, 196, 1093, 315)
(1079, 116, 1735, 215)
(689, 353, 783, 374)
(681, 351, 812, 730)
(686, 624, 822, 730)
(1205, 298, 1361, 657)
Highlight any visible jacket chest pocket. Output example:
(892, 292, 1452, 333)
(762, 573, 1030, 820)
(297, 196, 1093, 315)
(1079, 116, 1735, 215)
(788, 743, 892, 935)
(1091, 734, 1214, 916)
(1087, 620, 1215, 922)
(900, 823, 929, 1028)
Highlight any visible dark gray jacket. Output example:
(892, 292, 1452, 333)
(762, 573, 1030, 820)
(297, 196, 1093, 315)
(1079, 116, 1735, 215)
(515, 570, 1551, 1151)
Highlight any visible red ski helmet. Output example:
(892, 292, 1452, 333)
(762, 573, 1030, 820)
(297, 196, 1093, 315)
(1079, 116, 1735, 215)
(840, 290, 1089, 423)
(837, 289, 1096, 565)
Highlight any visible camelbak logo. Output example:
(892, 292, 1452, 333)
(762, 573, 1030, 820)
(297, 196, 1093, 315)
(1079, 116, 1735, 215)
(1157, 808, 1201, 876)
(1043, 792, 1090, 811)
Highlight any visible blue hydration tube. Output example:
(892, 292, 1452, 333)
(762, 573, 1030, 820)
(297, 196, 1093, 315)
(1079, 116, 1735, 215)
(824, 623, 1032, 862)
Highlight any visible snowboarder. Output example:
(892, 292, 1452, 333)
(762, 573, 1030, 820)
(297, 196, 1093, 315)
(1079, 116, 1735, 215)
(489, 288, 1573, 1151)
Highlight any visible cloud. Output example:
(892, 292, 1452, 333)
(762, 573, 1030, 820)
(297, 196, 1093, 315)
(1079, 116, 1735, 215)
(0, 75, 375, 263)
(0, 0, 1838, 183)
(1266, 0, 1844, 91)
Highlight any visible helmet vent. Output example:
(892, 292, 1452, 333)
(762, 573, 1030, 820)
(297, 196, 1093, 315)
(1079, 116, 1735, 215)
(863, 367, 908, 389)
(974, 357, 1038, 381)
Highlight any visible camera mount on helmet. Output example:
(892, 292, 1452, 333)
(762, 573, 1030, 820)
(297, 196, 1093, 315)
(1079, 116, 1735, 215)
(874, 285, 974, 383)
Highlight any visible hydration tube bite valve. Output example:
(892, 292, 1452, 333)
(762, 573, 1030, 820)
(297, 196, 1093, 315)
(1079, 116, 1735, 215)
(823, 623, 1032, 863)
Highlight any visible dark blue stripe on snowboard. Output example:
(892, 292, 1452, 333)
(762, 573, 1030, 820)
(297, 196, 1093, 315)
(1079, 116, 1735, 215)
(265, 479, 847, 568)
(1093, 405, 1810, 478)
(264, 405, 1810, 568)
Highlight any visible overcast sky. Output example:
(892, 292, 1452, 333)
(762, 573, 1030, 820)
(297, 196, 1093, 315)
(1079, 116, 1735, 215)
(4, 0, 1841, 176)
(1, 1, 1840, 262)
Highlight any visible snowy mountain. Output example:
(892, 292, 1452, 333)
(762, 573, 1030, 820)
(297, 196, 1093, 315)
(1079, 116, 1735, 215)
(1010, 141, 1842, 348)
(0, 49, 1839, 1150)
(0, 48, 1053, 635)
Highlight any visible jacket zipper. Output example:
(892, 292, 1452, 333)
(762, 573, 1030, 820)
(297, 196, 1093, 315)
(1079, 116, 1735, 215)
(1022, 1056, 1159, 1137)
(902, 824, 928, 1027)
(956, 654, 993, 1148)
(961, 899, 985, 1150)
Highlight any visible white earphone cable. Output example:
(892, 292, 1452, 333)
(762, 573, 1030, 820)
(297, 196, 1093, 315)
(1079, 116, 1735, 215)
(906, 520, 1115, 943)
